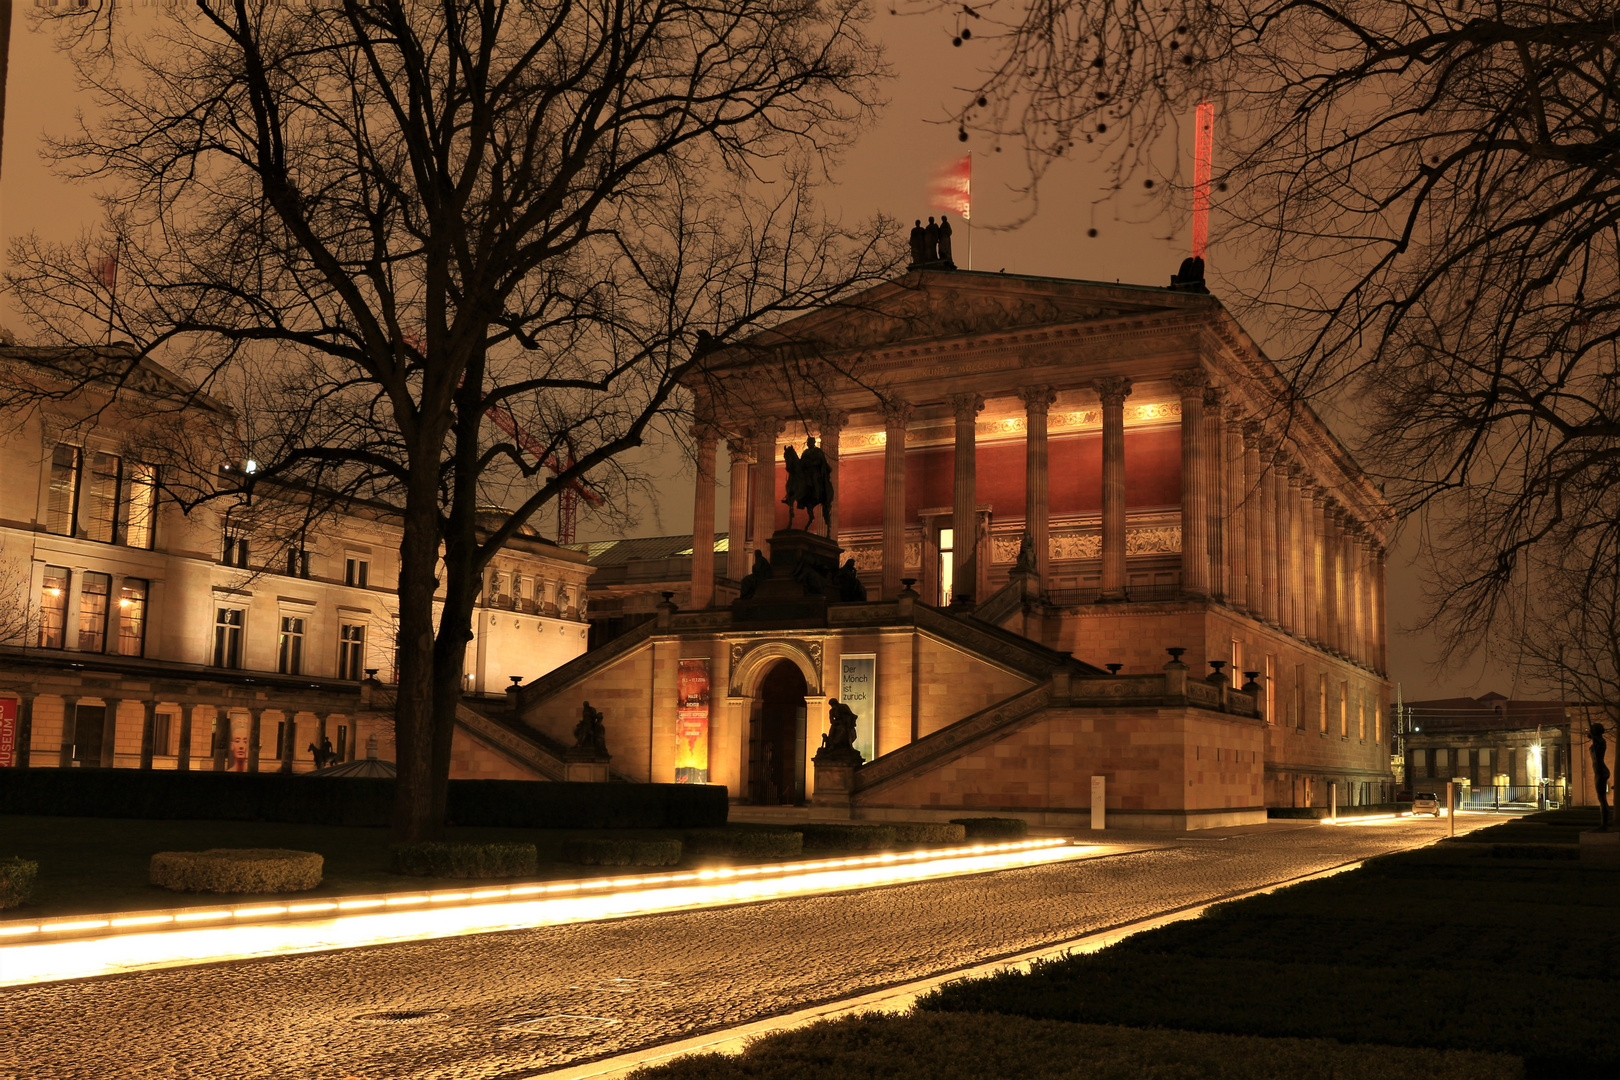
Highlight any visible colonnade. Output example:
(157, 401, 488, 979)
(6, 693, 357, 772)
(689, 369, 1388, 675)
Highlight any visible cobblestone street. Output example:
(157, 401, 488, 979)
(0, 817, 1492, 1079)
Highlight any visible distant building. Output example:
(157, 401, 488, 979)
(1400, 692, 1595, 807)
(0, 345, 591, 778)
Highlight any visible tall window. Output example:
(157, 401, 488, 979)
(1264, 655, 1275, 723)
(344, 557, 369, 588)
(78, 572, 111, 652)
(1339, 681, 1349, 737)
(222, 535, 248, 568)
(1374, 702, 1382, 745)
(116, 579, 148, 657)
(1293, 664, 1305, 729)
(938, 528, 955, 605)
(286, 547, 310, 578)
(84, 452, 121, 543)
(122, 464, 158, 549)
(1231, 639, 1244, 680)
(338, 623, 365, 680)
(46, 444, 81, 536)
(213, 608, 244, 668)
(1358, 692, 1367, 740)
(1319, 674, 1329, 733)
(153, 711, 172, 756)
(278, 616, 305, 675)
(39, 566, 70, 648)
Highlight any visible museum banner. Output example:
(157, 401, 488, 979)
(675, 658, 710, 784)
(840, 655, 876, 763)
(0, 697, 16, 768)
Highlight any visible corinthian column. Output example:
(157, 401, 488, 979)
(1322, 503, 1342, 654)
(1203, 386, 1227, 602)
(882, 401, 913, 599)
(1095, 377, 1132, 601)
(1020, 385, 1057, 588)
(1173, 370, 1210, 599)
(690, 424, 719, 608)
(1225, 405, 1248, 610)
(751, 418, 783, 559)
(951, 392, 985, 604)
(1348, 525, 1366, 666)
(1274, 457, 1294, 634)
(1300, 482, 1319, 645)
(1258, 441, 1279, 625)
(1374, 544, 1388, 674)
(725, 436, 752, 581)
(820, 410, 848, 544)
(1243, 424, 1264, 619)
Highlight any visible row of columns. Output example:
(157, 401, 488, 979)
(689, 373, 1387, 675)
(5, 695, 353, 772)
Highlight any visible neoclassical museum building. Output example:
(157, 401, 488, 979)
(514, 266, 1395, 828)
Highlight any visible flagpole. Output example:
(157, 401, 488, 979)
(966, 152, 973, 270)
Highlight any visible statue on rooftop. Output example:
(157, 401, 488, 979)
(782, 437, 833, 532)
(908, 220, 928, 267)
(923, 217, 941, 262)
(938, 214, 955, 267)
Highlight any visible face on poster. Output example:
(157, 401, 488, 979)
(840, 655, 876, 763)
(675, 658, 710, 783)
(0, 698, 16, 768)
(229, 715, 251, 772)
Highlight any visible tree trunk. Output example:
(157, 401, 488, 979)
(391, 475, 450, 843)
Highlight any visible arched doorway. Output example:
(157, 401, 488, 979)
(749, 660, 808, 805)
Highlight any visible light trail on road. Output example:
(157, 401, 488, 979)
(0, 839, 1092, 988)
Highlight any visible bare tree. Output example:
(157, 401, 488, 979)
(1514, 538, 1620, 736)
(918, 0, 1620, 663)
(6, 1, 900, 840)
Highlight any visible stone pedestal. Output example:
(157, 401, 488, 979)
(732, 529, 843, 626)
(810, 746, 863, 810)
(564, 747, 612, 783)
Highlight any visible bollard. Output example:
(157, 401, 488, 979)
(1447, 780, 1456, 837)
(1090, 775, 1106, 831)
(1329, 781, 1337, 824)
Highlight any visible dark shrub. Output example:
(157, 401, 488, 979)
(948, 816, 1028, 839)
(389, 842, 539, 879)
(0, 856, 38, 909)
(559, 838, 682, 866)
(681, 828, 803, 859)
(798, 823, 896, 851)
(889, 822, 968, 846)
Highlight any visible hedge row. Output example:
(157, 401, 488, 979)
(681, 828, 803, 860)
(149, 849, 323, 894)
(0, 770, 727, 829)
(627, 1012, 1519, 1080)
(389, 842, 538, 879)
(559, 838, 683, 866)
(1, 856, 37, 909)
(799, 823, 896, 851)
(888, 822, 967, 845)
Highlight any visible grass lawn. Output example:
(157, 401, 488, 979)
(0, 815, 815, 917)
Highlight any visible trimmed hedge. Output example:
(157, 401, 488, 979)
(626, 1012, 1520, 1080)
(948, 816, 1028, 839)
(1, 856, 38, 909)
(0, 770, 727, 829)
(149, 848, 323, 893)
(681, 828, 803, 860)
(389, 842, 538, 879)
(799, 823, 896, 851)
(888, 822, 968, 846)
(559, 838, 682, 866)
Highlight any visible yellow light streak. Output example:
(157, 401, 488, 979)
(0, 840, 1085, 988)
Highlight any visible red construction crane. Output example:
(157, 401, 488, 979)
(483, 404, 602, 544)
(1192, 101, 1215, 260)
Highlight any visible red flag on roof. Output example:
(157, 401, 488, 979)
(929, 154, 970, 220)
(92, 254, 118, 289)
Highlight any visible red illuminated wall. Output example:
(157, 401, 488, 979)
(825, 427, 1182, 531)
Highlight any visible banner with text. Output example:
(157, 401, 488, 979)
(675, 658, 711, 783)
(0, 697, 16, 768)
(840, 655, 876, 763)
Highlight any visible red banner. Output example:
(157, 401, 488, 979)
(0, 697, 17, 768)
(675, 659, 710, 784)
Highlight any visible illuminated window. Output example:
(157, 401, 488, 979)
(122, 463, 158, 548)
(1358, 691, 1367, 740)
(1339, 681, 1348, 736)
(82, 452, 121, 543)
(1231, 639, 1244, 678)
(338, 623, 366, 680)
(938, 528, 955, 605)
(1374, 702, 1382, 745)
(1264, 655, 1275, 724)
(78, 572, 111, 652)
(38, 566, 70, 649)
(117, 579, 148, 657)
(278, 617, 305, 675)
(46, 444, 81, 536)
(1319, 674, 1329, 733)
(213, 608, 244, 668)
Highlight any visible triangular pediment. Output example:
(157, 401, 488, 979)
(722, 269, 1207, 360)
